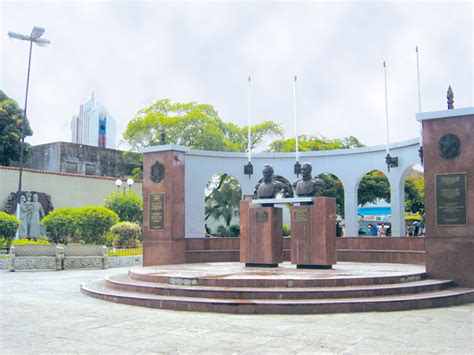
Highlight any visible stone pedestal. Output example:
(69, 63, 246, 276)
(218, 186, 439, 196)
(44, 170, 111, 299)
(142, 149, 186, 266)
(418, 108, 474, 287)
(240, 200, 283, 267)
(290, 197, 337, 268)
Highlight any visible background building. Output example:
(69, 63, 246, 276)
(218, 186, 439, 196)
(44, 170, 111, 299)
(71, 92, 117, 149)
(26, 142, 141, 178)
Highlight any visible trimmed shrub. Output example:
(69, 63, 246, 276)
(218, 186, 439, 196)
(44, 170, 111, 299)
(110, 222, 141, 248)
(282, 224, 291, 237)
(12, 238, 50, 245)
(104, 190, 143, 224)
(42, 208, 78, 244)
(75, 206, 119, 245)
(0, 212, 20, 249)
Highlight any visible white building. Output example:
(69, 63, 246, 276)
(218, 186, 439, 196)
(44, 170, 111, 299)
(71, 92, 117, 149)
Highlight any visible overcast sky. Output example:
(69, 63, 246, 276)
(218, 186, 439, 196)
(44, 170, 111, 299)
(1, 0, 472, 151)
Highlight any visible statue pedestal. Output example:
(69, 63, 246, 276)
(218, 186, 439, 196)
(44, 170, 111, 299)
(240, 200, 283, 267)
(290, 197, 337, 269)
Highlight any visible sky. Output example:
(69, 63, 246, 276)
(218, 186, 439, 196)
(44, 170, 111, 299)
(1, 0, 473, 151)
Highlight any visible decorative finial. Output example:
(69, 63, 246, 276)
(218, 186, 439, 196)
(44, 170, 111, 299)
(447, 86, 454, 109)
(160, 128, 166, 145)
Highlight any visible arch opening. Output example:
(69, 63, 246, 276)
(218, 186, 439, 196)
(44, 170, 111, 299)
(314, 173, 345, 236)
(204, 173, 242, 237)
(357, 170, 391, 236)
(403, 165, 425, 237)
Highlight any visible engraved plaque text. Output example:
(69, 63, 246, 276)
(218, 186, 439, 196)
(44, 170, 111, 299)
(149, 192, 165, 230)
(256, 211, 268, 223)
(293, 209, 308, 222)
(435, 173, 467, 226)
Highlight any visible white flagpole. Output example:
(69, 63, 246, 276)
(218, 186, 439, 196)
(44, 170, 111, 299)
(247, 76, 252, 162)
(293, 75, 299, 162)
(383, 61, 390, 155)
(416, 46, 423, 146)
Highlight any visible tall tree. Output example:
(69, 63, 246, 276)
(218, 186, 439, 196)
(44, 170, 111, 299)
(315, 173, 345, 217)
(405, 174, 424, 215)
(358, 170, 391, 206)
(205, 174, 242, 237)
(267, 134, 364, 152)
(124, 99, 283, 152)
(0, 90, 33, 166)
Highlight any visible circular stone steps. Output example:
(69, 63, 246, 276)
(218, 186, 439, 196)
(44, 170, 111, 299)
(80, 262, 474, 314)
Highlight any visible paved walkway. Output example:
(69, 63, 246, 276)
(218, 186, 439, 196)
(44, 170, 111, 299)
(1, 267, 472, 354)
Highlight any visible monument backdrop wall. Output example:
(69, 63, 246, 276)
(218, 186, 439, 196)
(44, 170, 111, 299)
(0, 166, 142, 212)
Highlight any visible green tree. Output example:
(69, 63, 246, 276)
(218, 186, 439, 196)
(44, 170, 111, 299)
(358, 170, 390, 206)
(0, 212, 20, 250)
(405, 174, 424, 215)
(0, 90, 33, 166)
(104, 190, 143, 224)
(315, 173, 345, 217)
(205, 174, 242, 237)
(124, 99, 283, 152)
(267, 134, 364, 152)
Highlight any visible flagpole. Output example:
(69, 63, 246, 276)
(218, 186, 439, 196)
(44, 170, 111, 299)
(293, 75, 299, 162)
(247, 76, 252, 163)
(383, 61, 390, 155)
(416, 46, 424, 165)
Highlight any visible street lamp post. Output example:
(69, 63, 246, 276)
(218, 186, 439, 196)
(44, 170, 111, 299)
(115, 178, 134, 193)
(8, 26, 50, 228)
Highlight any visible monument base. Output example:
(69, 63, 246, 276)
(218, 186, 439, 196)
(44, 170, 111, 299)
(240, 200, 283, 267)
(290, 197, 337, 268)
(297, 264, 333, 269)
(245, 263, 279, 268)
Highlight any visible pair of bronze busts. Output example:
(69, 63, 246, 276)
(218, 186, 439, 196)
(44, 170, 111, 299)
(255, 163, 324, 199)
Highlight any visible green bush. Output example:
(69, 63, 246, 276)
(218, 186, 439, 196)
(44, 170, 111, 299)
(12, 238, 50, 245)
(0, 212, 20, 249)
(42, 208, 78, 244)
(104, 190, 143, 224)
(110, 221, 141, 248)
(282, 224, 291, 237)
(215, 224, 240, 237)
(75, 206, 119, 245)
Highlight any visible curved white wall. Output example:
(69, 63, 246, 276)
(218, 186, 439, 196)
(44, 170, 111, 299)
(142, 138, 421, 238)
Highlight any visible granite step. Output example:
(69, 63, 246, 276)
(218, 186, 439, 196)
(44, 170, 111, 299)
(105, 273, 454, 300)
(129, 269, 426, 288)
(81, 279, 474, 314)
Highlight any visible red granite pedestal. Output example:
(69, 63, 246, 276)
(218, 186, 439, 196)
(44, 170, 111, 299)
(240, 200, 283, 267)
(142, 149, 186, 266)
(290, 197, 337, 269)
(419, 109, 474, 287)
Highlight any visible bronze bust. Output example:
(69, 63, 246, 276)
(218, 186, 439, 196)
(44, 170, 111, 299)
(292, 162, 324, 197)
(255, 165, 284, 199)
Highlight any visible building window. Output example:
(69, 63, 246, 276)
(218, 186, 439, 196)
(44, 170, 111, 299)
(65, 162, 78, 174)
(85, 163, 96, 175)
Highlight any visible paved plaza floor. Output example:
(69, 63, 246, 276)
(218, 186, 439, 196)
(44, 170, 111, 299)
(1, 267, 472, 354)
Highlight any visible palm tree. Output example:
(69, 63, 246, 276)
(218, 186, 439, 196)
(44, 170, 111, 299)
(205, 174, 242, 237)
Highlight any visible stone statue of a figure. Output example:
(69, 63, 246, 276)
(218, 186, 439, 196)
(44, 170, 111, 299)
(29, 193, 45, 237)
(17, 193, 45, 238)
(292, 162, 325, 197)
(255, 165, 284, 199)
(18, 195, 30, 238)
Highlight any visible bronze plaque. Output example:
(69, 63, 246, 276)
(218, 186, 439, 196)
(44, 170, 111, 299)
(435, 173, 467, 226)
(256, 211, 268, 223)
(293, 209, 308, 222)
(149, 192, 165, 230)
